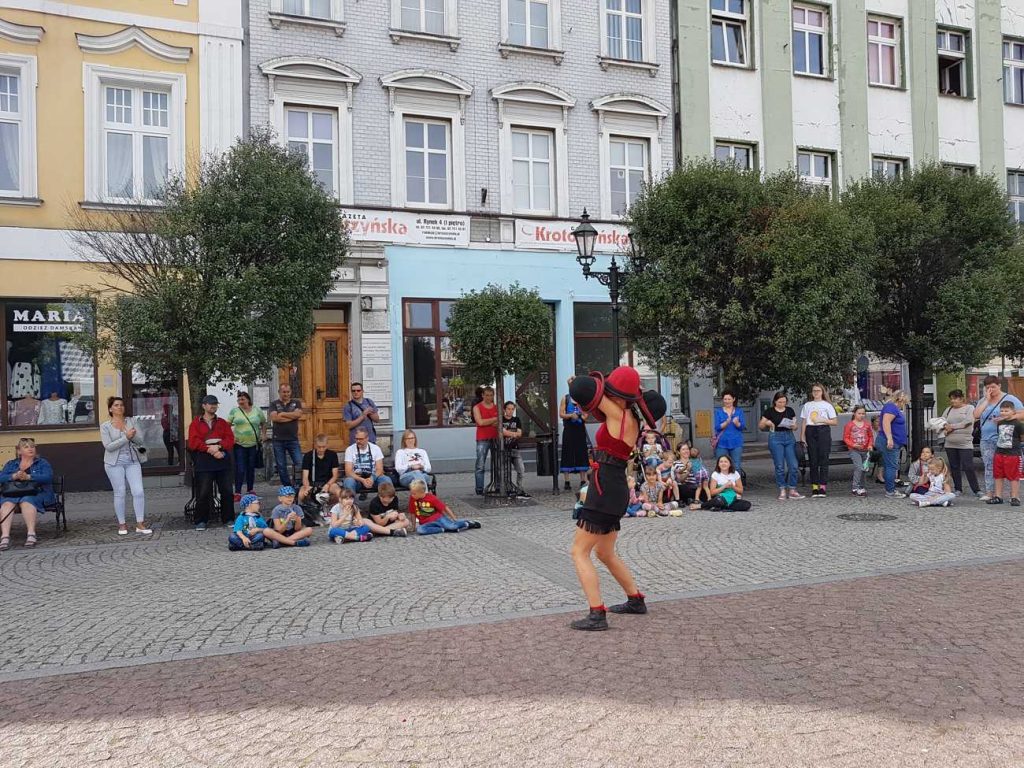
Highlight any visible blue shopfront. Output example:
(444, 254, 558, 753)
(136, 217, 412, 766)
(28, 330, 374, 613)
(386, 245, 668, 471)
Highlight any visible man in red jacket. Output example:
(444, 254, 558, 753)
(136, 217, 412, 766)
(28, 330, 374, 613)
(187, 394, 236, 530)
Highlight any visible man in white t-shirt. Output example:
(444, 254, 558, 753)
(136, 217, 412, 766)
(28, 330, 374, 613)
(343, 427, 385, 498)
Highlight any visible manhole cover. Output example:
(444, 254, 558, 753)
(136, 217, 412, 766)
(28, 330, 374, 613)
(837, 513, 898, 522)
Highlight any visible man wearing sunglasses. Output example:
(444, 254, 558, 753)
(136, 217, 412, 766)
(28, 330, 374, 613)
(343, 382, 380, 445)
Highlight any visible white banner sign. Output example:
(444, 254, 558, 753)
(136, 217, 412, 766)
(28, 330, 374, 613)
(514, 219, 631, 253)
(342, 208, 470, 247)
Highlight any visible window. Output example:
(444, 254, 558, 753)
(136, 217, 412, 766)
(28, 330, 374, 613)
(84, 66, 185, 205)
(511, 129, 554, 213)
(1009, 171, 1024, 224)
(943, 163, 974, 177)
(714, 141, 755, 170)
(404, 118, 451, 208)
(609, 137, 648, 216)
(402, 299, 473, 428)
(711, 0, 748, 66)
(283, 0, 332, 16)
(871, 156, 904, 179)
(400, 0, 445, 34)
(798, 149, 832, 189)
(573, 304, 658, 392)
(792, 4, 827, 76)
(867, 17, 901, 87)
(1, 301, 96, 430)
(508, 0, 550, 48)
(286, 107, 337, 196)
(124, 368, 185, 472)
(937, 29, 968, 97)
(605, 0, 645, 62)
(1005, 39, 1024, 106)
(0, 55, 37, 200)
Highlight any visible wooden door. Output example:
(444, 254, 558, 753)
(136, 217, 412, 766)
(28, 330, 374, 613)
(281, 324, 349, 452)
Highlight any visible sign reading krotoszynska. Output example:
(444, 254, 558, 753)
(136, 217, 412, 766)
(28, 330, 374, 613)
(514, 219, 631, 253)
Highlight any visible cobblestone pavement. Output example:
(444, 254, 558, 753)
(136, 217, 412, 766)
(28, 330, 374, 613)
(2, 561, 1023, 767)
(3, 465, 1024, 680)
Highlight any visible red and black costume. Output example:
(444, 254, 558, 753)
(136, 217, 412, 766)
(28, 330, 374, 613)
(570, 366, 666, 534)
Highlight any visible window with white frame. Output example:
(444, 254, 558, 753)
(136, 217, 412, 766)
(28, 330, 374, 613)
(0, 56, 37, 199)
(609, 136, 648, 216)
(102, 84, 172, 201)
(400, 0, 445, 34)
(1009, 171, 1024, 224)
(711, 0, 748, 66)
(1005, 39, 1024, 106)
(282, 0, 332, 17)
(792, 4, 827, 76)
(714, 141, 755, 170)
(798, 150, 832, 189)
(286, 107, 338, 196)
(605, 0, 645, 62)
(937, 29, 968, 97)
(404, 118, 451, 208)
(867, 17, 901, 87)
(871, 156, 904, 179)
(511, 128, 554, 214)
(507, 0, 550, 48)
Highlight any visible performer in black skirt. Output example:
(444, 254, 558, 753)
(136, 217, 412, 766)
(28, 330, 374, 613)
(568, 366, 665, 631)
(559, 377, 590, 491)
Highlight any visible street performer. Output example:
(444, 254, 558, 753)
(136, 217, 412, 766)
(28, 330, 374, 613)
(567, 366, 666, 631)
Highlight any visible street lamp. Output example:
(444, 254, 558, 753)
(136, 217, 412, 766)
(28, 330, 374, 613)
(573, 208, 626, 364)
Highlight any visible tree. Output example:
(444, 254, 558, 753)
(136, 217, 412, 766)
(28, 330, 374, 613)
(843, 163, 1024, 454)
(69, 129, 347, 417)
(623, 159, 874, 399)
(447, 283, 553, 496)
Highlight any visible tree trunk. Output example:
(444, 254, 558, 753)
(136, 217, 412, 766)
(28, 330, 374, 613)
(908, 360, 927, 458)
(187, 367, 207, 421)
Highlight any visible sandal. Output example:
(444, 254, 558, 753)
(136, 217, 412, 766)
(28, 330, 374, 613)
(0, 537, 9, 552)
(24, 534, 37, 548)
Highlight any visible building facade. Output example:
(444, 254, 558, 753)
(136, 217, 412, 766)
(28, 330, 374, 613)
(248, 0, 675, 465)
(0, 0, 243, 489)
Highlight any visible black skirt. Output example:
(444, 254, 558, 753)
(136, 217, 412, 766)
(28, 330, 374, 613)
(560, 419, 590, 473)
(576, 451, 629, 535)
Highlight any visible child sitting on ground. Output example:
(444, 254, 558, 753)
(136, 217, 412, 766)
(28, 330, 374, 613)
(625, 475, 643, 517)
(327, 489, 373, 543)
(409, 479, 481, 534)
(681, 447, 712, 510)
(265, 485, 313, 548)
(228, 494, 267, 551)
(909, 457, 956, 508)
(365, 482, 411, 537)
(656, 449, 680, 504)
(639, 466, 679, 516)
(672, 441, 691, 486)
(907, 446, 934, 495)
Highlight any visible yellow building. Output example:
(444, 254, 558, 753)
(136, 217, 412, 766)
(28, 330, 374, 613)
(0, 1, 242, 489)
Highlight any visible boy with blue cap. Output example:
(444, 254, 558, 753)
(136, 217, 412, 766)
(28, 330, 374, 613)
(265, 486, 313, 547)
(228, 494, 267, 551)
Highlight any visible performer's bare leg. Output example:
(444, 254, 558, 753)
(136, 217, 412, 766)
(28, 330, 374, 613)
(571, 528, 605, 608)
(593, 531, 638, 596)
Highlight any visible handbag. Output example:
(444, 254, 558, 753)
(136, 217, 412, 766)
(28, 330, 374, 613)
(240, 408, 265, 469)
(1, 480, 40, 497)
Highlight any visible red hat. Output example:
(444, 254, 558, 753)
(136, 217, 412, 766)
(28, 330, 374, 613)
(602, 366, 642, 401)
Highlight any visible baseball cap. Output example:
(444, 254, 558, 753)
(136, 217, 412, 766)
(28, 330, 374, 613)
(201, 394, 219, 405)
(278, 485, 296, 497)
(240, 493, 260, 511)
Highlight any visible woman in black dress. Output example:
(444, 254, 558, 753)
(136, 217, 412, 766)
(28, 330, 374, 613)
(559, 377, 589, 490)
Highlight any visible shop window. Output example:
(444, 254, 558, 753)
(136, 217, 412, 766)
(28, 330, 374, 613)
(402, 299, 474, 427)
(2, 300, 96, 429)
(125, 367, 184, 471)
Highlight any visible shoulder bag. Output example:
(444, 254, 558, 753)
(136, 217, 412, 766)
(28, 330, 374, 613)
(1, 479, 40, 497)
(241, 408, 265, 469)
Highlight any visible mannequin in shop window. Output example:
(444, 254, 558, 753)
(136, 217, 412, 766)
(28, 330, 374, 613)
(37, 392, 68, 425)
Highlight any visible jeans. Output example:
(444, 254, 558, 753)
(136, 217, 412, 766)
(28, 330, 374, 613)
(228, 532, 264, 550)
(714, 444, 743, 470)
(980, 440, 997, 495)
(343, 475, 386, 494)
(399, 470, 431, 489)
(946, 447, 980, 494)
(805, 425, 831, 487)
(195, 469, 235, 524)
(767, 431, 798, 489)
(508, 449, 526, 483)
(273, 439, 302, 487)
(475, 439, 494, 493)
(104, 460, 145, 525)
(417, 516, 470, 535)
(328, 524, 371, 541)
(875, 434, 902, 493)
(233, 444, 260, 493)
(848, 449, 868, 491)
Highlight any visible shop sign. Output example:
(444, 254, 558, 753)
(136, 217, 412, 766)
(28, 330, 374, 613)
(342, 209, 470, 247)
(10, 307, 89, 333)
(514, 219, 631, 253)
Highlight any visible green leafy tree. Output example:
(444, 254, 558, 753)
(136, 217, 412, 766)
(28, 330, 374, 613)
(447, 283, 553, 495)
(843, 163, 1023, 453)
(69, 129, 347, 417)
(623, 159, 874, 399)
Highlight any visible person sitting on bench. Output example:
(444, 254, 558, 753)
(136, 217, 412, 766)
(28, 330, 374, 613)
(343, 427, 385, 499)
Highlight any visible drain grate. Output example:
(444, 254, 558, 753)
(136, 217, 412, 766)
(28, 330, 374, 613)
(837, 513, 898, 522)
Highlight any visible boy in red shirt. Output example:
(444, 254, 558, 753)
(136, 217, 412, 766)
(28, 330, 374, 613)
(408, 479, 481, 534)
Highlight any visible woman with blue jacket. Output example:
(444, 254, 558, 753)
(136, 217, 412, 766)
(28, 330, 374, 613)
(714, 390, 746, 470)
(0, 437, 54, 550)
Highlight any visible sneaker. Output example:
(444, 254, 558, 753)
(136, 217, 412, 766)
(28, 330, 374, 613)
(941, 500, 952, 507)
(271, 540, 282, 549)
(787, 490, 805, 500)
(778, 490, 787, 501)
(885, 491, 907, 499)
(569, 609, 609, 631)
(987, 496, 1004, 505)
(232, 493, 241, 503)
(466, 520, 482, 529)
(609, 594, 648, 615)
(391, 528, 409, 537)
(669, 507, 683, 517)
(517, 492, 532, 499)
(1012, 498, 1021, 507)
(812, 490, 825, 498)
(330, 534, 341, 543)
(295, 539, 311, 547)
(917, 500, 930, 507)
(978, 493, 991, 501)
(953, 491, 963, 497)
(853, 489, 867, 497)
(315, 492, 330, 504)
(194, 522, 207, 531)
(564, 481, 572, 491)
(358, 533, 373, 542)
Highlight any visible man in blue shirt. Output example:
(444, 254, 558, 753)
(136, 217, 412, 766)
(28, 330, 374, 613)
(343, 382, 379, 444)
(974, 375, 1024, 499)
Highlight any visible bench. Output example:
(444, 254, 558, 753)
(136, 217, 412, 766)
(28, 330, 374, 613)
(6, 476, 65, 537)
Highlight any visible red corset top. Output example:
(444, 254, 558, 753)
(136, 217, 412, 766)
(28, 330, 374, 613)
(594, 409, 634, 461)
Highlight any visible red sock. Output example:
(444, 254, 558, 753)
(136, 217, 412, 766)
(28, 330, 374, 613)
(590, 604, 606, 612)
(628, 592, 645, 600)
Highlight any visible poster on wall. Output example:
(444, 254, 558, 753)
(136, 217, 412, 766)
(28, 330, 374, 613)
(342, 209, 470, 247)
(514, 219, 631, 253)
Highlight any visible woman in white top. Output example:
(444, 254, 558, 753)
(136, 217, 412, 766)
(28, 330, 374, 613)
(395, 430, 433, 488)
(100, 396, 151, 535)
(798, 383, 839, 498)
(702, 454, 752, 511)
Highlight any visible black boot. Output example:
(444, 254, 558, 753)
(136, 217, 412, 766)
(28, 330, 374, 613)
(609, 594, 647, 615)
(570, 608, 608, 631)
